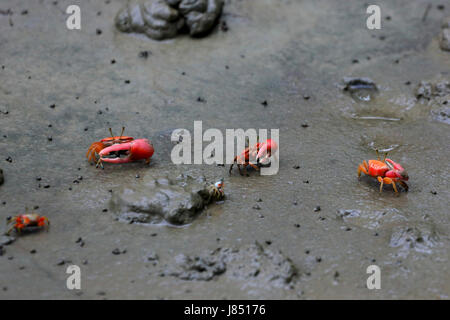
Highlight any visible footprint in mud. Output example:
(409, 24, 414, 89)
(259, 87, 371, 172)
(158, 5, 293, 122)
(415, 78, 450, 125)
(159, 242, 299, 289)
(360, 134, 402, 154)
(340, 77, 406, 122)
(388, 222, 442, 256)
(336, 208, 406, 231)
(340, 77, 378, 102)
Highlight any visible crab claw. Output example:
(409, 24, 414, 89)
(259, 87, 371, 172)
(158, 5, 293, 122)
(385, 159, 409, 181)
(99, 139, 154, 164)
(256, 139, 278, 164)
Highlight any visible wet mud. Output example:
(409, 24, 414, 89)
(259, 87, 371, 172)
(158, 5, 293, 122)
(0, 0, 449, 299)
(160, 243, 298, 289)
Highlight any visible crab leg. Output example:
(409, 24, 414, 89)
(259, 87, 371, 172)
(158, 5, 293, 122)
(398, 180, 409, 192)
(377, 176, 398, 193)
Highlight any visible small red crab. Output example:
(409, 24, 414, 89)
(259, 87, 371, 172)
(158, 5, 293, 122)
(357, 150, 409, 192)
(229, 139, 278, 176)
(7, 213, 50, 235)
(86, 127, 134, 163)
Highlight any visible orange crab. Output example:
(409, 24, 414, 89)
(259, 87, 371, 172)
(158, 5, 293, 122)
(86, 127, 134, 163)
(7, 213, 50, 235)
(357, 150, 409, 192)
(229, 139, 278, 176)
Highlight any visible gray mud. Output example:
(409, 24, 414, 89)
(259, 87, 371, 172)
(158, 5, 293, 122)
(0, 0, 449, 299)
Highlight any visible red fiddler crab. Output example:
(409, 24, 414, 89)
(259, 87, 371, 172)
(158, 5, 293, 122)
(86, 128, 154, 168)
(357, 150, 409, 192)
(229, 139, 278, 176)
(7, 213, 50, 235)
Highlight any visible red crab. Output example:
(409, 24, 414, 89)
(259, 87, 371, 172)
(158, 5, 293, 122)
(357, 150, 409, 192)
(7, 213, 50, 235)
(96, 138, 154, 168)
(229, 139, 278, 176)
(86, 127, 134, 163)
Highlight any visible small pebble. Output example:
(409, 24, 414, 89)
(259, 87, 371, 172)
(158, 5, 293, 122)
(139, 51, 150, 59)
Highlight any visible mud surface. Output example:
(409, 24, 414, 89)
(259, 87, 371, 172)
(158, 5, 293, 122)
(0, 0, 449, 299)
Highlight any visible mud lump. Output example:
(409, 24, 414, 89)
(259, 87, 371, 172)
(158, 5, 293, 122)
(115, 0, 224, 40)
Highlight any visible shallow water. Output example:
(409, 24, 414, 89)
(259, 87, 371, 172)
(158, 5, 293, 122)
(0, 0, 449, 299)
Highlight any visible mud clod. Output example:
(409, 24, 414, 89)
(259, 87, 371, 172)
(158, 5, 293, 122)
(115, 0, 223, 40)
(110, 174, 224, 226)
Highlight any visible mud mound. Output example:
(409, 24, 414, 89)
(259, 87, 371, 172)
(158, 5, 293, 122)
(115, 0, 224, 40)
(110, 174, 223, 225)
